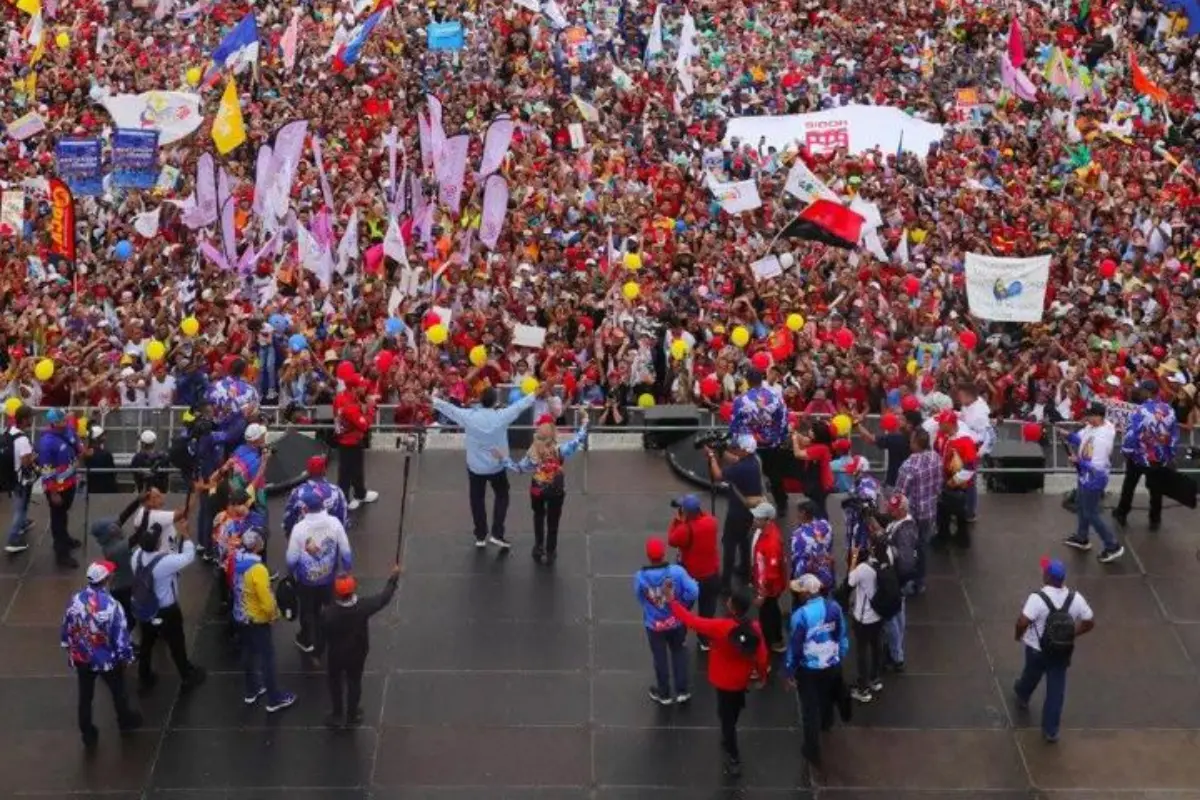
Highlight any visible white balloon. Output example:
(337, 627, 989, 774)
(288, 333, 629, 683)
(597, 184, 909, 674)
(779, 252, 795, 269)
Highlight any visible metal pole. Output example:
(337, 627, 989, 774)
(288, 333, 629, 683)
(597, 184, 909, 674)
(394, 455, 412, 563)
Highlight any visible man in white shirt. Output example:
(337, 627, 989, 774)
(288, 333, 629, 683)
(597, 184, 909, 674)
(955, 383, 993, 522)
(1013, 558, 1095, 743)
(1059, 403, 1123, 562)
(847, 540, 888, 704)
(146, 363, 177, 409)
(4, 405, 36, 554)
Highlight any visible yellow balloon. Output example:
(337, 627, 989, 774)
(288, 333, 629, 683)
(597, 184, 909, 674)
(55, 32, 69, 49)
(670, 339, 689, 361)
(426, 324, 448, 345)
(469, 344, 488, 367)
(786, 313, 805, 332)
(637, 393, 656, 408)
(832, 414, 852, 438)
(623, 252, 642, 271)
(906, 358, 918, 376)
(180, 317, 200, 337)
(76, 417, 89, 437)
(3, 397, 21, 417)
(34, 359, 54, 382)
(146, 340, 166, 362)
(622, 281, 640, 301)
(185, 67, 203, 87)
(731, 326, 750, 348)
(520, 376, 539, 396)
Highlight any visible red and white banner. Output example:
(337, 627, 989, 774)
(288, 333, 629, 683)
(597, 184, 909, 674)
(47, 178, 75, 266)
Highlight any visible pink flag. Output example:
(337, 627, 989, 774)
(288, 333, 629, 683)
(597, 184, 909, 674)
(252, 144, 273, 217)
(479, 175, 508, 250)
(199, 238, 230, 271)
(218, 167, 237, 264)
(1000, 55, 1038, 103)
(281, 10, 300, 72)
(1007, 18, 1025, 69)
(478, 116, 514, 178)
(418, 113, 432, 175)
(427, 94, 446, 170)
(437, 134, 470, 215)
(184, 153, 218, 229)
(311, 135, 335, 210)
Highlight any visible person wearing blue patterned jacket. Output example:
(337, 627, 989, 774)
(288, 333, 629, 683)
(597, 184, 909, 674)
(61, 560, 143, 748)
(38, 408, 85, 569)
(786, 573, 850, 767)
(1060, 403, 1124, 563)
(286, 494, 352, 656)
(283, 455, 349, 538)
(728, 368, 790, 512)
(1113, 382, 1180, 531)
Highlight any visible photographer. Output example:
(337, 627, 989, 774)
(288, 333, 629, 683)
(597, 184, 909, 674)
(704, 434, 765, 595)
(131, 431, 170, 495)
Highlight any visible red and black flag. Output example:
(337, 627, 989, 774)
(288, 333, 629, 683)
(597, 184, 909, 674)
(778, 199, 865, 250)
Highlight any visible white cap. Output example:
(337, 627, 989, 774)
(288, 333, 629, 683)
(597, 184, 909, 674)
(139, 430, 157, 445)
(751, 502, 777, 520)
(734, 434, 757, 454)
(245, 423, 267, 442)
(790, 574, 822, 595)
(86, 561, 115, 584)
(90, 426, 105, 439)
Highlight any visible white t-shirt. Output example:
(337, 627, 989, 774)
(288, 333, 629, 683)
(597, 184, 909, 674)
(1021, 585, 1094, 651)
(8, 426, 31, 479)
(146, 375, 177, 409)
(133, 508, 179, 554)
(848, 560, 880, 624)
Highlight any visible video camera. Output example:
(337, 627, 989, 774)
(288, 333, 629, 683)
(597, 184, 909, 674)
(693, 430, 732, 452)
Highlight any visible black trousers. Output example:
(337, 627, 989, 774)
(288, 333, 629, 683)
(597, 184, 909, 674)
(759, 595, 784, 648)
(696, 574, 721, 644)
(327, 653, 366, 718)
(936, 488, 969, 544)
(720, 516, 751, 592)
(795, 665, 839, 761)
(1114, 462, 1164, 524)
(531, 492, 565, 554)
(77, 664, 137, 737)
(138, 604, 194, 684)
(853, 619, 884, 688)
(297, 583, 333, 652)
(49, 485, 77, 559)
(337, 444, 367, 501)
(716, 688, 746, 761)
(758, 446, 791, 515)
(111, 587, 135, 636)
(468, 470, 510, 541)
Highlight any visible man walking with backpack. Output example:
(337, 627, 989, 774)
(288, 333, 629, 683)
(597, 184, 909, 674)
(3, 405, 36, 555)
(882, 493, 920, 672)
(847, 537, 902, 703)
(1013, 557, 1094, 743)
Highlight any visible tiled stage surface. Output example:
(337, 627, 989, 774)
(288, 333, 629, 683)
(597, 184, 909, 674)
(2, 450, 1200, 799)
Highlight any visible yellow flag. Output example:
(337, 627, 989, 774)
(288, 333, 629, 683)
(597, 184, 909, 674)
(212, 78, 246, 155)
(23, 70, 36, 98)
(16, 0, 41, 16)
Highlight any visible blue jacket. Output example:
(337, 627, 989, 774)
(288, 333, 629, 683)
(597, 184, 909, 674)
(283, 478, 348, 536)
(633, 564, 698, 632)
(784, 596, 849, 674)
(61, 587, 133, 671)
(1121, 399, 1179, 467)
(38, 427, 80, 492)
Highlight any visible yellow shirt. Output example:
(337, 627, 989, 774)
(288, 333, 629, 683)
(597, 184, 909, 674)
(239, 562, 279, 624)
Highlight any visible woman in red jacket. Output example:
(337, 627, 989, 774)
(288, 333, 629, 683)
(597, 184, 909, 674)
(750, 502, 788, 653)
(669, 587, 769, 779)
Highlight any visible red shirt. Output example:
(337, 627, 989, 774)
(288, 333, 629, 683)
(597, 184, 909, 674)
(667, 512, 720, 579)
(333, 391, 373, 446)
(751, 521, 787, 598)
(669, 601, 769, 692)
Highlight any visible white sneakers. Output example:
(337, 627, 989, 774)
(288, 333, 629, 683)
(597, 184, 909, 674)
(348, 490, 380, 512)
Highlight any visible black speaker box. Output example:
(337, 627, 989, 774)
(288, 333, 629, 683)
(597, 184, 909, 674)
(266, 431, 327, 495)
(506, 405, 535, 452)
(984, 440, 1045, 494)
(642, 405, 702, 450)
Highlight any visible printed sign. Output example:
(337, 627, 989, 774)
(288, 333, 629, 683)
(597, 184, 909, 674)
(0, 190, 24, 237)
(55, 138, 104, 197)
(708, 178, 761, 214)
(112, 129, 160, 190)
(6, 112, 46, 141)
(427, 21, 465, 51)
(964, 253, 1050, 323)
(804, 119, 850, 155)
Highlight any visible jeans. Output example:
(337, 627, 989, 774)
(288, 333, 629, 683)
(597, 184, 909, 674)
(6, 484, 30, 544)
(468, 470, 509, 541)
(646, 626, 688, 697)
(716, 688, 746, 761)
(1014, 645, 1069, 739)
(1074, 486, 1118, 549)
(76, 664, 138, 738)
(240, 622, 284, 703)
(884, 598, 906, 664)
(1114, 462, 1164, 524)
(795, 665, 839, 762)
(531, 492, 564, 554)
(49, 485, 77, 559)
(852, 619, 884, 688)
(337, 444, 367, 501)
(296, 582, 333, 652)
(913, 516, 934, 590)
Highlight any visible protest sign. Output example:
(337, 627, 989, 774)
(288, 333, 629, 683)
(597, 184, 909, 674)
(427, 22, 464, 50)
(784, 159, 840, 203)
(724, 105, 945, 157)
(47, 178, 76, 267)
(7, 112, 45, 141)
(964, 253, 1050, 322)
(0, 190, 24, 237)
(750, 255, 782, 281)
(708, 178, 761, 214)
(513, 324, 547, 349)
(55, 138, 104, 197)
(112, 129, 160, 189)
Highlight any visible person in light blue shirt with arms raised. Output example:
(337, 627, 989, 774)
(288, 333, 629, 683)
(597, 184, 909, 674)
(431, 382, 545, 551)
(785, 573, 850, 768)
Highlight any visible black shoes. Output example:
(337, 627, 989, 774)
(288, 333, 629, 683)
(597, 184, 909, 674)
(56, 555, 79, 569)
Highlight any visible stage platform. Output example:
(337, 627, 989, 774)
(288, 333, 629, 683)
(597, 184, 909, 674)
(0, 449, 1198, 798)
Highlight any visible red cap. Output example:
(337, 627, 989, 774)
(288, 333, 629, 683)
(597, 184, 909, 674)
(645, 537, 666, 562)
(535, 414, 555, 426)
(306, 456, 327, 476)
(936, 409, 957, 425)
(832, 439, 851, 454)
(333, 574, 357, 598)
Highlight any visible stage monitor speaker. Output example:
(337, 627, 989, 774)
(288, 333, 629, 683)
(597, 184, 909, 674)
(642, 405, 702, 450)
(266, 431, 328, 495)
(507, 406, 535, 452)
(984, 440, 1045, 494)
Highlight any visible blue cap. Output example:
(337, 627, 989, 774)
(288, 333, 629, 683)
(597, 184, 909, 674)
(672, 494, 702, 514)
(300, 487, 324, 512)
(45, 408, 65, 424)
(1041, 557, 1066, 583)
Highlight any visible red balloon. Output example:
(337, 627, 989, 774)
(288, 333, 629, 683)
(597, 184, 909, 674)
(958, 329, 978, 350)
(718, 401, 733, 423)
(421, 311, 442, 330)
(710, 335, 725, 351)
(880, 412, 899, 432)
(1021, 422, 1042, 443)
(1151, 345, 1166, 360)
(771, 343, 791, 363)
(375, 351, 395, 374)
(751, 351, 771, 371)
(903, 276, 920, 297)
(335, 361, 357, 381)
(900, 395, 921, 413)
(1099, 259, 1117, 279)
(834, 328, 854, 350)
(700, 375, 721, 399)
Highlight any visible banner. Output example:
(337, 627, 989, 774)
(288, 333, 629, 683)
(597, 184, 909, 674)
(724, 104, 945, 158)
(100, 91, 203, 145)
(436, 134, 470, 215)
(6, 112, 45, 141)
(112, 129, 159, 189)
(479, 175, 508, 250)
(426, 21, 464, 50)
(964, 253, 1050, 322)
(46, 178, 75, 268)
(55, 138, 103, 196)
(0, 190, 24, 237)
(708, 178, 761, 214)
(784, 159, 839, 203)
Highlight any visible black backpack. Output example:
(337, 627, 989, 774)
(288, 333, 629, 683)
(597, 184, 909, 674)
(1037, 590, 1077, 662)
(131, 551, 168, 622)
(0, 430, 19, 493)
(869, 559, 903, 620)
(887, 520, 919, 583)
(275, 575, 298, 621)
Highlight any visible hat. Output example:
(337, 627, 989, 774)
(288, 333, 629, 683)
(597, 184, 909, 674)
(671, 494, 702, 514)
(334, 574, 357, 599)
(139, 430, 157, 445)
(90, 426, 105, 439)
(86, 560, 117, 584)
(1085, 402, 1107, 417)
(734, 434, 757, 454)
(1040, 556, 1066, 584)
(301, 490, 325, 511)
(535, 414, 556, 426)
(789, 574, 822, 595)
(245, 423, 267, 442)
(241, 530, 264, 551)
(936, 409, 958, 425)
(645, 537, 667, 562)
(751, 501, 777, 520)
(845, 455, 869, 475)
(46, 408, 65, 424)
(306, 455, 327, 475)
(887, 492, 907, 511)
(323, 349, 339, 363)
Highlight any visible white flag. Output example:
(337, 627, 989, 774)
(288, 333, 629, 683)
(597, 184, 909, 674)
(132, 207, 161, 239)
(645, 4, 663, 59)
(335, 209, 359, 275)
(297, 224, 333, 287)
(784, 159, 840, 203)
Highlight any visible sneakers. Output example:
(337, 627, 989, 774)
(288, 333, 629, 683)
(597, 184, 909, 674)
(1013, 682, 1029, 711)
(675, 692, 691, 704)
(531, 547, 545, 564)
(488, 535, 511, 551)
(723, 756, 742, 778)
(474, 538, 487, 549)
(1098, 545, 1125, 563)
(361, 490, 379, 504)
(346, 707, 364, 726)
(850, 687, 874, 703)
(244, 687, 266, 705)
(648, 687, 674, 706)
(265, 692, 297, 713)
(348, 499, 361, 511)
(4, 535, 29, 554)
(698, 641, 711, 652)
(1062, 536, 1093, 551)
(294, 636, 316, 654)
(869, 678, 884, 693)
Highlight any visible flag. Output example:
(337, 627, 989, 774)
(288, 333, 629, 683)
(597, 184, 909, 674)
(1165, 0, 1200, 36)
(1000, 54, 1038, 102)
(333, 9, 383, 71)
(645, 3, 663, 60)
(478, 116, 514, 178)
(427, 93, 446, 167)
(209, 12, 259, 77)
(252, 144, 273, 217)
(311, 135, 334, 209)
(132, 207, 161, 239)
(1130, 52, 1168, 103)
(281, 9, 300, 71)
(479, 175, 508, 250)
(572, 94, 599, 123)
(218, 167, 237, 263)
(779, 200, 865, 250)
(212, 78, 246, 154)
(895, 229, 910, 264)
(436, 134, 470, 214)
(15, 0, 40, 15)
(1045, 47, 1071, 89)
(1007, 18, 1025, 68)
(336, 209, 359, 274)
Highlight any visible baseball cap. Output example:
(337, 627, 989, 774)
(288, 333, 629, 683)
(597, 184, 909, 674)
(535, 414, 556, 426)
(789, 574, 822, 595)
(241, 530, 264, 551)
(733, 434, 757, 454)
(1085, 402, 1107, 417)
(334, 574, 357, 599)
(751, 501, 777, 520)
(46, 408, 65, 424)
(1040, 556, 1066, 583)
(645, 537, 667, 562)
(139, 430, 157, 445)
(936, 409, 957, 425)
(86, 560, 117, 585)
(245, 423, 267, 442)
(90, 426, 105, 439)
(306, 455, 328, 476)
(671, 494, 702, 513)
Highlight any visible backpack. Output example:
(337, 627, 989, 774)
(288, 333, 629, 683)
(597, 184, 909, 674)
(0, 431, 19, 493)
(887, 520, 919, 582)
(727, 619, 761, 658)
(168, 431, 198, 479)
(1037, 590, 1077, 662)
(869, 559, 903, 620)
(131, 551, 168, 622)
(275, 575, 298, 621)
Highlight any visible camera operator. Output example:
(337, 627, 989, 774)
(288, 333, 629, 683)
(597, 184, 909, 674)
(131, 431, 170, 495)
(131, 485, 195, 555)
(704, 434, 765, 595)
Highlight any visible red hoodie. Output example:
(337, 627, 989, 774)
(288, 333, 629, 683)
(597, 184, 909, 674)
(669, 601, 769, 692)
(751, 521, 787, 598)
(667, 512, 720, 580)
(333, 390, 373, 447)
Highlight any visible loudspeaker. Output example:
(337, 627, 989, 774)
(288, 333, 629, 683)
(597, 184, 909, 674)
(265, 431, 328, 495)
(506, 406, 535, 452)
(984, 441, 1045, 494)
(641, 405, 702, 450)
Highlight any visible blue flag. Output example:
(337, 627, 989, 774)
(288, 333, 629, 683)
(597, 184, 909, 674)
(210, 13, 260, 75)
(1167, 0, 1200, 35)
(335, 11, 384, 70)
